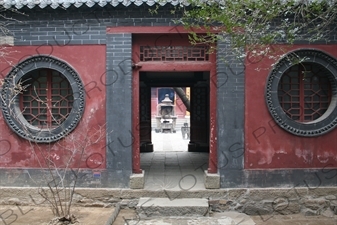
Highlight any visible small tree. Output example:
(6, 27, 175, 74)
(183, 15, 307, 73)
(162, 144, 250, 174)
(173, 0, 337, 61)
(0, 72, 107, 225)
(30, 122, 106, 224)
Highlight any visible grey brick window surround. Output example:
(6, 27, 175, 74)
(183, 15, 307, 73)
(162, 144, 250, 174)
(1, 55, 85, 143)
(266, 49, 337, 137)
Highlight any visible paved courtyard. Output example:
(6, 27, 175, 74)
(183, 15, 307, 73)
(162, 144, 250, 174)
(151, 130, 190, 152)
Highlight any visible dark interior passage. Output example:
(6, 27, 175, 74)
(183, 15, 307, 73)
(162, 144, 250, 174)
(139, 71, 210, 153)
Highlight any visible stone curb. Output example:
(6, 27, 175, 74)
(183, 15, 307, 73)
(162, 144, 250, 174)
(105, 202, 121, 225)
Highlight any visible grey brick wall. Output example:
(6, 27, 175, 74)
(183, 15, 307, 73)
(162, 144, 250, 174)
(5, 4, 178, 46)
(105, 33, 133, 188)
(216, 38, 246, 188)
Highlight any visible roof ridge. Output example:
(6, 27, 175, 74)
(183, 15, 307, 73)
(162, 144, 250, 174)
(0, 0, 190, 9)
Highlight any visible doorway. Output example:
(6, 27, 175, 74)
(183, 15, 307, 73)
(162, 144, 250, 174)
(131, 30, 218, 186)
(138, 72, 210, 152)
(138, 72, 210, 190)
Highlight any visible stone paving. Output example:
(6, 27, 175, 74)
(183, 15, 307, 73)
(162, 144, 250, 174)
(121, 210, 337, 225)
(137, 198, 209, 217)
(127, 216, 236, 225)
(141, 131, 208, 191)
(122, 211, 256, 225)
(151, 130, 190, 152)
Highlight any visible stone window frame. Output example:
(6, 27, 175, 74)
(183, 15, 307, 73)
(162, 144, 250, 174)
(1, 55, 85, 143)
(265, 49, 337, 137)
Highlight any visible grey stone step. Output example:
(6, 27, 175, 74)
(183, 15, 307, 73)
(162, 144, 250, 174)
(137, 198, 209, 217)
(127, 216, 236, 225)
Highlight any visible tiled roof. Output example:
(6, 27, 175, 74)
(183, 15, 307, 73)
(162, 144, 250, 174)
(0, 0, 190, 9)
(2, 0, 330, 10)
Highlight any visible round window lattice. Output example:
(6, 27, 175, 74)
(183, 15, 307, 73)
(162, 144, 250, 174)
(1, 55, 85, 143)
(265, 49, 337, 137)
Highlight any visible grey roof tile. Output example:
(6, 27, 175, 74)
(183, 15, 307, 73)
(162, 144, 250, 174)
(0, 0, 190, 9)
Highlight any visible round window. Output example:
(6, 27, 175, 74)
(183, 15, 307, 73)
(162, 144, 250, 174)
(1, 56, 85, 143)
(20, 69, 74, 128)
(266, 50, 337, 136)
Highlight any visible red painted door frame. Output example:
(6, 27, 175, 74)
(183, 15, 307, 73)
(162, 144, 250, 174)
(108, 27, 217, 174)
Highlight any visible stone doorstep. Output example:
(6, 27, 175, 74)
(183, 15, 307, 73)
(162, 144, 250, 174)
(137, 197, 209, 217)
(129, 171, 145, 189)
(204, 170, 220, 189)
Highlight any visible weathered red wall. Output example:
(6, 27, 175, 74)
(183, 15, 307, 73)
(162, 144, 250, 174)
(0, 45, 106, 169)
(245, 45, 337, 169)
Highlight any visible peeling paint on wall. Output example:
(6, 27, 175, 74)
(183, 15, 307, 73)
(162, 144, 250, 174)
(245, 45, 337, 169)
(0, 46, 106, 170)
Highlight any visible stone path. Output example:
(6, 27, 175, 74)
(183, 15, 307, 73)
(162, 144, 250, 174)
(151, 130, 190, 152)
(126, 216, 236, 225)
(120, 211, 337, 225)
(141, 151, 208, 191)
(141, 131, 208, 191)
(137, 198, 209, 217)
(122, 211, 256, 225)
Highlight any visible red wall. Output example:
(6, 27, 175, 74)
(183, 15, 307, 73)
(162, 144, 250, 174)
(0, 45, 106, 169)
(245, 45, 337, 169)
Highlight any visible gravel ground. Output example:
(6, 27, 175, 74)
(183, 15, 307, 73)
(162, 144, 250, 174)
(0, 205, 115, 225)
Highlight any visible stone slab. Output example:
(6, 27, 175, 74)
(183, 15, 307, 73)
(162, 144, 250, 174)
(138, 197, 208, 207)
(127, 216, 236, 225)
(137, 198, 209, 217)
